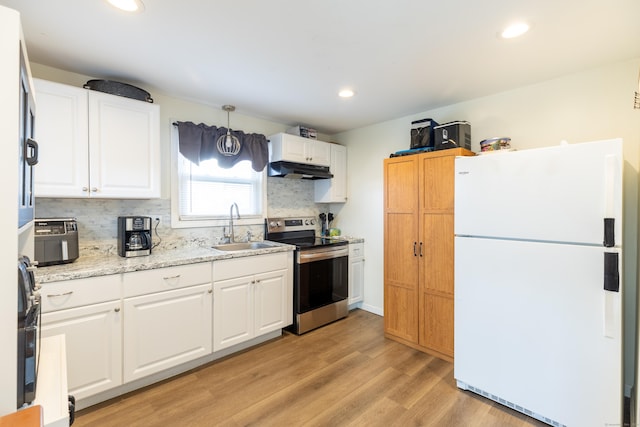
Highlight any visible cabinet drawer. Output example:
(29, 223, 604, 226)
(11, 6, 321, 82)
(349, 243, 364, 258)
(123, 262, 212, 298)
(41, 274, 121, 313)
(213, 252, 290, 281)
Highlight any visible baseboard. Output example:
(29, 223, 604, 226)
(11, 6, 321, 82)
(360, 303, 383, 316)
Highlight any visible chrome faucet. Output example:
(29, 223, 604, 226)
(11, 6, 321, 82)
(227, 202, 240, 243)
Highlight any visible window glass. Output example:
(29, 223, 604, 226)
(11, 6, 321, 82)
(176, 152, 263, 221)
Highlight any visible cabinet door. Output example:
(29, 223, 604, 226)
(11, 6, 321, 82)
(213, 276, 253, 351)
(123, 284, 212, 382)
(41, 300, 122, 400)
(383, 156, 419, 342)
(33, 79, 89, 198)
(420, 154, 455, 212)
(349, 257, 364, 305)
(419, 212, 455, 357)
(315, 144, 347, 203)
(254, 269, 288, 335)
(307, 140, 331, 166)
(88, 91, 160, 198)
(278, 136, 307, 163)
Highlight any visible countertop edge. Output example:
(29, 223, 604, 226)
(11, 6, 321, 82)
(35, 243, 296, 283)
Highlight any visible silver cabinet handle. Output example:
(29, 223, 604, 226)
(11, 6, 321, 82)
(163, 274, 181, 280)
(82, 187, 89, 192)
(114, 307, 121, 313)
(46, 291, 73, 298)
(90, 187, 98, 192)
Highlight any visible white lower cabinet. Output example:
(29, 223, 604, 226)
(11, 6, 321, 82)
(122, 263, 213, 383)
(213, 252, 292, 351)
(40, 274, 123, 401)
(349, 243, 365, 306)
(38, 252, 293, 406)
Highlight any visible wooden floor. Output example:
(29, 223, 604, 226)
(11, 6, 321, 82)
(74, 310, 546, 427)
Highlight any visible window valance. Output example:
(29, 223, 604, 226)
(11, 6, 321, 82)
(176, 121, 269, 172)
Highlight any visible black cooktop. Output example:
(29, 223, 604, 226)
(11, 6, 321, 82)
(265, 217, 348, 250)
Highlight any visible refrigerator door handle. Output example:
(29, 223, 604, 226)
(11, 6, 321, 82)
(603, 218, 615, 247)
(603, 252, 619, 292)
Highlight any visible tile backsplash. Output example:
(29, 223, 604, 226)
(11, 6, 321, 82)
(36, 177, 330, 256)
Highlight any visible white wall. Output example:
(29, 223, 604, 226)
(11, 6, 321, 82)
(334, 57, 640, 392)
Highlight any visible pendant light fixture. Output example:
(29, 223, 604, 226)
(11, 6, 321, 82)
(216, 105, 241, 156)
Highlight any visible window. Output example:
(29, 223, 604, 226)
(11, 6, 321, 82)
(171, 127, 266, 228)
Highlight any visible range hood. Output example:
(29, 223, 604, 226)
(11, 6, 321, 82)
(268, 161, 333, 180)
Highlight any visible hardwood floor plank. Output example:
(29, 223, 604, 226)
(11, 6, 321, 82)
(74, 309, 549, 427)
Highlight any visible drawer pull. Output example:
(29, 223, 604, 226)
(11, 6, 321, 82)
(114, 307, 121, 313)
(163, 275, 181, 280)
(46, 291, 73, 298)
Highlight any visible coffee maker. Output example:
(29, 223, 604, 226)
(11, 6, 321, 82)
(117, 216, 152, 257)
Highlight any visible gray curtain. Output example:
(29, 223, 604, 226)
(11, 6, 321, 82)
(176, 121, 269, 172)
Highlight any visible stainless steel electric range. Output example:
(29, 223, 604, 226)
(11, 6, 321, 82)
(265, 217, 349, 334)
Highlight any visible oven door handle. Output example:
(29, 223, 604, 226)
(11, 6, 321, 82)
(298, 247, 349, 263)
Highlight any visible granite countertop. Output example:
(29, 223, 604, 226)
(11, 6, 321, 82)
(35, 241, 295, 284)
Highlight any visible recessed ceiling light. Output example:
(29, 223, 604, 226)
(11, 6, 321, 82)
(106, 0, 145, 12)
(339, 89, 355, 98)
(501, 22, 530, 39)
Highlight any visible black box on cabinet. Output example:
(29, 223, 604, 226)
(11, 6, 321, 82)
(410, 118, 438, 149)
(434, 121, 471, 150)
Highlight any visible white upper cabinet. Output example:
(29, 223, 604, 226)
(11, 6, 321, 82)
(269, 133, 331, 166)
(315, 143, 347, 203)
(33, 78, 160, 198)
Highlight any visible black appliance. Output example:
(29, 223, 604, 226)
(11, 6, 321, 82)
(34, 218, 79, 266)
(17, 255, 40, 409)
(433, 121, 472, 150)
(18, 45, 38, 228)
(117, 216, 152, 257)
(265, 217, 348, 334)
(410, 118, 438, 149)
(268, 161, 333, 180)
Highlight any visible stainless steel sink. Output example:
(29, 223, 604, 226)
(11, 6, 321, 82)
(212, 241, 274, 251)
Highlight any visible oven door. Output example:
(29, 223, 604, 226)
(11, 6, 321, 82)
(295, 245, 349, 314)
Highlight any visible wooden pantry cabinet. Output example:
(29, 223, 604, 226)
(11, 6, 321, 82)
(383, 148, 473, 361)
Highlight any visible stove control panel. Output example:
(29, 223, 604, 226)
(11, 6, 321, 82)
(266, 217, 317, 233)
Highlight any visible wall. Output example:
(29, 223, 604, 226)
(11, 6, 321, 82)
(333, 57, 640, 392)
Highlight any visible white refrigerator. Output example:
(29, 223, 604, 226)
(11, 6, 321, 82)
(454, 139, 623, 426)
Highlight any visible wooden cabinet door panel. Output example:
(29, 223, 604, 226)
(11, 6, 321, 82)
(421, 213, 454, 295)
(384, 285, 419, 343)
(384, 156, 417, 212)
(420, 293, 454, 357)
(420, 155, 455, 211)
(384, 212, 419, 287)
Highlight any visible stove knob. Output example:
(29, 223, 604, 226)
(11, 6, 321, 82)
(269, 221, 278, 228)
(309, 219, 316, 225)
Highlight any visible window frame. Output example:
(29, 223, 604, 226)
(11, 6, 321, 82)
(170, 122, 267, 229)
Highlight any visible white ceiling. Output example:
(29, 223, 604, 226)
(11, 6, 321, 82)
(2, 0, 639, 134)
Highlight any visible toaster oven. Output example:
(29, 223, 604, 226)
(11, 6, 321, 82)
(34, 218, 79, 266)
